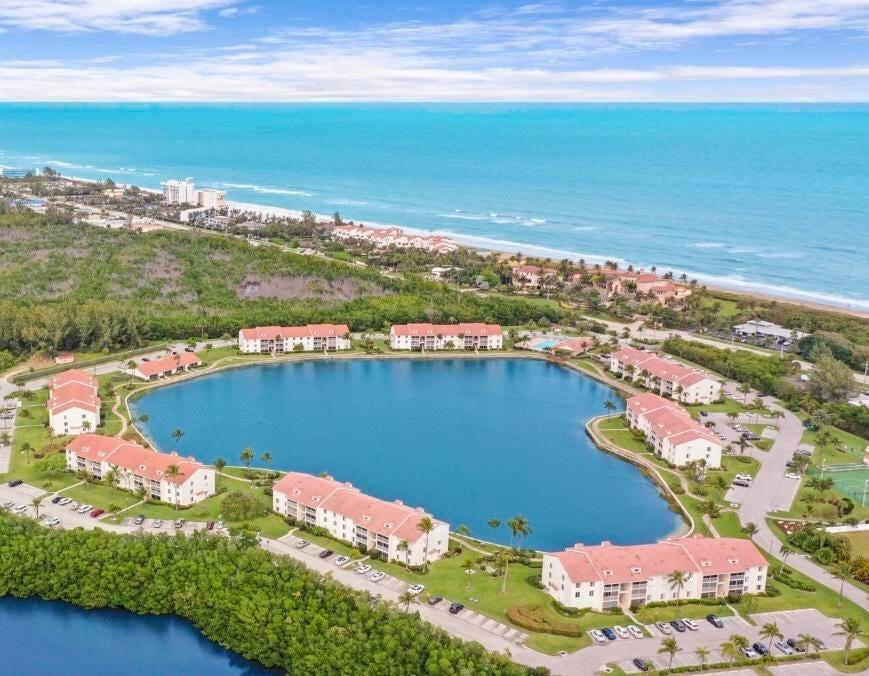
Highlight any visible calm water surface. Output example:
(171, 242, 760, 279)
(133, 358, 681, 550)
(0, 596, 273, 675)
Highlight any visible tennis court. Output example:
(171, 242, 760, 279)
(811, 464, 869, 504)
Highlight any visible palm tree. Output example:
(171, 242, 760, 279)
(500, 515, 531, 594)
(658, 637, 681, 670)
(417, 516, 434, 572)
(455, 524, 471, 538)
(796, 633, 823, 655)
(240, 447, 254, 469)
(720, 640, 739, 666)
(833, 561, 855, 608)
(742, 594, 758, 616)
(771, 409, 784, 429)
(138, 413, 150, 424)
(778, 545, 794, 575)
(82, 420, 91, 433)
(398, 591, 415, 612)
(694, 646, 710, 668)
(730, 634, 749, 654)
(700, 499, 721, 519)
(487, 518, 500, 553)
(170, 428, 184, 450)
(834, 618, 864, 665)
(397, 539, 410, 567)
(668, 570, 688, 604)
(165, 464, 181, 508)
(214, 457, 227, 486)
(759, 622, 783, 652)
(260, 451, 272, 469)
(31, 495, 44, 519)
(738, 382, 751, 403)
(603, 399, 617, 414)
(20, 441, 33, 465)
(726, 411, 739, 426)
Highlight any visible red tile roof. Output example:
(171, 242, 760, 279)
(613, 348, 714, 386)
(49, 369, 97, 389)
(390, 323, 502, 337)
(626, 392, 681, 417)
(272, 471, 347, 506)
(66, 434, 204, 484)
(48, 370, 100, 415)
(135, 352, 201, 377)
(240, 324, 350, 340)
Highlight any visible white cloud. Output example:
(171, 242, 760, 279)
(0, 0, 237, 35)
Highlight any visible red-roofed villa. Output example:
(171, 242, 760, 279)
(238, 324, 351, 354)
(47, 369, 100, 436)
(133, 351, 202, 380)
(389, 323, 503, 351)
(610, 347, 722, 404)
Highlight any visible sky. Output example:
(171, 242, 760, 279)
(0, 0, 868, 101)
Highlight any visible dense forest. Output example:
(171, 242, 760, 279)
(0, 212, 561, 355)
(0, 515, 541, 675)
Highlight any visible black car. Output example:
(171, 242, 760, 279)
(427, 596, 443, 606)
(448, 602, 464, 614)
(51, 495, 62, 504)
(318, 549, 334, 559)
(185, 347, 195, 352)
(601, 627, 617, 641)
(632, 658, 651, 672)
(134, 514, 145, 525)
(706, 613, 724, 628)
(786, 638, 806, 652)
(7, 479, 22, 487)
(753, 642, 770, 656)
(670, 619, 686, 633)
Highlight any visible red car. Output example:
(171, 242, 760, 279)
(90, 508, 105, 518)
(206, 521, 215, 530)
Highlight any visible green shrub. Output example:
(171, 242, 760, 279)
(506, 605, 584, 637)
(221, 491, 265, 521)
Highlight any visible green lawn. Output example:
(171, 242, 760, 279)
(291, 528, 361, 558)
(713, 511, 746, 539)
(684, 397, 772, 420)
(634, 601, 732, 624)
(59, 481, 142, 512)
(597, 416, 648, 454)
(839, 530, 869, 559)
(822, 647, 869, 673)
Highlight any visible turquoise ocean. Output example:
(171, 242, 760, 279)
(1, 103, 866, 310)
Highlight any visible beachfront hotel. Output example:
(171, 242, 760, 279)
(133, 352, 202, 380)
(238, 324, 352, 354)
(543, 536, 768, 611)
(332, 224, 458, 254)
(272, 472, 450, 566)
(626, 392, 723, 468)
(610, 347, 722, 404)
(66, 434, 215, 506)
(389, 323, 504, 351)
(47, 369, 101, 437)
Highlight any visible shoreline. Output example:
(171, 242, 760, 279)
(123, 350, 691, 546)
(57, 175, 869, 316)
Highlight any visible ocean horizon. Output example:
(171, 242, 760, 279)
(1, 103, 867, 310)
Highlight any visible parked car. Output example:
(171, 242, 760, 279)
(742, 647, 758, 658)
(356, 564, 372, 575)
(734, 473, 753, 482)
(174, 519, 185, 529)
(153, 520, 164, 528)
(669, 620, 687, 633)
(7, 479, 23, 487)
(786, 638, 806, 652)
(785, 472, 802, 480)
(318, 549, 334, 559)
(77, 504, 92, 514)
(706, 614, 724, 628)
(407, 584, 425, 596)
(369, 571, 385, 582)
(46, 517, 60, 527)
(752, 642, 770, 656)
(294, 539, 310, 549)
(448, 602, 464, 614)
(206, 521, 215, 530)
(632, 658, 651, 672)
(681, 618, 699, 631)
(185, 347, 195, 352)
(50, 495, 62, 504)
(427, 595, 443, 606)
(628, 625, 644, 639)
(57, 497, 71, 506)
(216, 520, 225, 530)
(1, 500, 13, 509)
(134, 514, 145, 525)
(774, 641, 793, 655)
(655, 622, 672, 635)
(732, 479, 751, 488)
(12, 504, 27, 513)
(141, 357, 151, 362)
(601, 627, 617, 641)
(67, 501, 79, 511)
(613, 625, 630, 639)
(90, 508, 104, 518)
(333, 555, 350, 566)
(589, 629, 607, 644)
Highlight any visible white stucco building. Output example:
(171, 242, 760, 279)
(610, 347, 722, 404)
(272, 472, 449, 566)
(732, 319, 807, 342)
(238, 324, 351, 354)
(47, 369, 100, 436)
(162, 179, 197, 205)
(543, 537, 768, 611)
(625, 392, 723, 468)
(389, 323, 503, 351)
(196, 189, 227, 210)
(66, 434, 215, 506)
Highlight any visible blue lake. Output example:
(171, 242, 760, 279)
(133, 358, 682, 550)
(0, 596, 273, 675)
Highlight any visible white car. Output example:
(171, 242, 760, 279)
(628, 625, 644, 639)
(57, 497, 72, 506)
(785, 472, 802, 480)
(589, 629, 607, 644)
(655, 622, 672, 635)
(1, 500, 13, 509)
(68, 501, 79, 511)
(613, 625, 630, 639)
(742, 647, 758, 659)
(355, 564, 372, 575)
(734, 473, 753, 482)
(46, 517, 60, 527)
(407, 583, 425, 596)
(774, 641, 794, 655)
(369, 571, 385, 582)
(153, 520, 164, 528)
(12, 504, 27, 514)
(333, 555, 350, 566)
(77, 504, 93, 514)
(294, 539, 310, 549)
(681, 618, 699, 631)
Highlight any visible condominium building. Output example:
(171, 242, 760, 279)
(196, 189, 227, 210)
(610, 347, 722, 404)
(133, 352, 202, 380)
(161, 179, 197, 205)
(389, 323, 503, 351)
(332, 224, 458, 254)
(47, 369, 101, 436)
(272, 472, 449, 566)
(543, 536, 768, 611)
(625, 392, 723, 468)
(238, 324, 351, 354)
(511, 264, 558, 290)
(65, 434, 215, 506)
